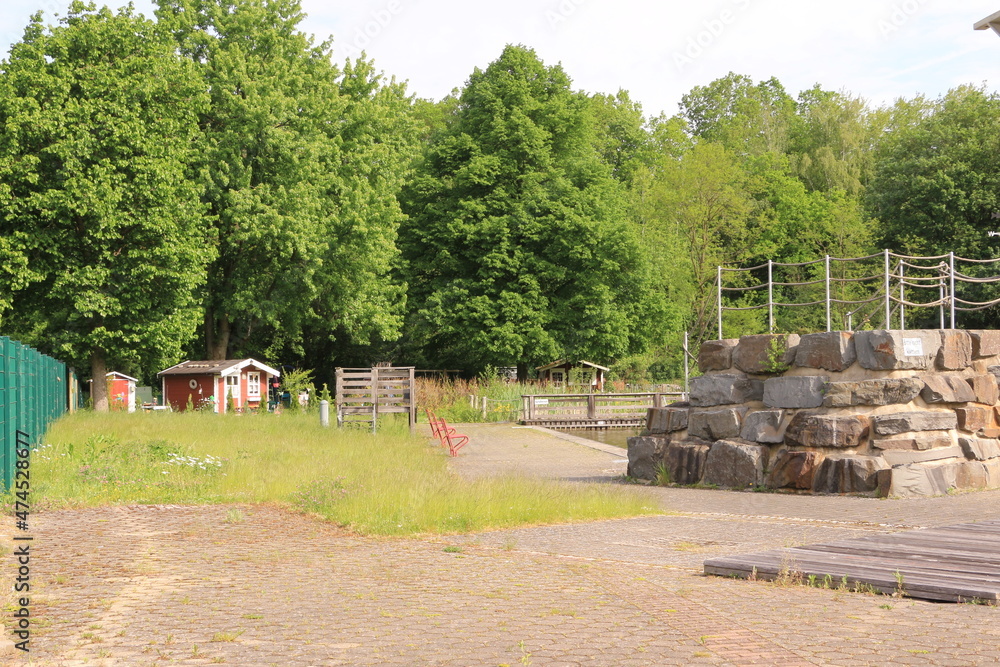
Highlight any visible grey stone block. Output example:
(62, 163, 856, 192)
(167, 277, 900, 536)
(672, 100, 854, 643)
(688, 408, 745, 441)
(665, 441, 710, 485)
(732, 334, 800, 375)
(794, 331, 856, 372)
(881, 463, 958, 498)
(958, 436, 1000, 461)
(881, 445, 964, 466)
(698, 339, 738, 373)
(822, 378, 923, 408)
(626, 435, 668, 480)
(871, 411, 958, 436)
(855, 330, 941, 371)
(766, 450, 820, 490)
(689, 374, 764, 407)
(920, 375, 976, 404)
(967, 375, 999, 405)
(955, 407, 991, 432)
(740, 409, 787, 444)
(763, 375, 828, 409)
(812, 456, 887, 494)
(871, 435, 951, 451)
(644, 407, 689, 435)
(784, 411, 869, 448)
(702, 439, 769, 489)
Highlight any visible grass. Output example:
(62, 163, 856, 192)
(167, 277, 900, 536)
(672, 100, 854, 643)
(21, 410, 657, 536)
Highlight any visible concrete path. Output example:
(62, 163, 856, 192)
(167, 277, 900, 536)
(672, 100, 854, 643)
(7, 423, 1000, 666)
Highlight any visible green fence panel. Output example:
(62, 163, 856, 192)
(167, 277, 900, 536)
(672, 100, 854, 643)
(0, 336, 68, 490)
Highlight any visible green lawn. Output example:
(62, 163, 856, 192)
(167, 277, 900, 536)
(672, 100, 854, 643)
(23, 410, 657, 536)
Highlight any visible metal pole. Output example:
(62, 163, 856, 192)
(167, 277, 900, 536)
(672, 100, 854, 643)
(683, 331, 690, 395)
(949, 251, 956, 329)
(825, 255, 831, 332)
(768, 259, 774, 333)
(939, 265, 945, 329)
(899, 261, 905, 331)
(883, 249, 891, 329)
(717, 265, 723, 340)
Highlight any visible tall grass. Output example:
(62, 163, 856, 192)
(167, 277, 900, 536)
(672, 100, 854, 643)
(24, 411, 657, 535)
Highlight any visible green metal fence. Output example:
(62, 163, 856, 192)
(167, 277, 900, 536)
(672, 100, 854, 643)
(0, 337, 69, 490)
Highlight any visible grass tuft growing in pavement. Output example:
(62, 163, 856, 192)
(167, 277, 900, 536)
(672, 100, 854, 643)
(24, 411, 657, 535)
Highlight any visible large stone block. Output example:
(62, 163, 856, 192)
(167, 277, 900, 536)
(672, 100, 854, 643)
(880, 463, 958, 498)
(854, 330, 941, 371)
(766, 450, 820, 490)
(688, 408, 745, 441)
(971, 330, 1000, 359)
(822, 378, 923, 408)
(920, 375, 976, 404)
(740, 409, 787, 444)
(645, 407, 689, 435)
(763, 375, 827, 409)
(665, 441, 710, 485)
(626, 435, 669, 480)
(955, 461, 988, 490)
(689, 374, 764, 407)
(702, 439, 769, 488)
(937, 330, 973, 370)
(966, 375, 1000, 405)
(871, 435, 951, 451)
(794, 331, 856, 372)
(958, 436, 1000, 461)
(881, 445, 964, 466)
(732, 334, 800, 375)
(784, 411, 869, 448)
(955, 406, 991, 432)
(698, 339, 738, 373)
(812, 456, 887, 494)
(871, 411, 958, 435)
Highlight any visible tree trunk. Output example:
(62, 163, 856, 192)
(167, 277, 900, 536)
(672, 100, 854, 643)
(516, 361, 528, 383)
(205, 311, 230, 360)
(91, 349, 109, 413)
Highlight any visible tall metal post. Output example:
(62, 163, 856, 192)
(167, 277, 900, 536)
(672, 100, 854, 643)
(939, 265, 945, 329)
(767, 259, 774, 333)
(683, 331, 689, 395)
(949, 252, 956, 329)
(883, 249, 891, 329)
(717, 265, 723, 340)
(824, 255, 831, 332)
(899, 261, 905, 330)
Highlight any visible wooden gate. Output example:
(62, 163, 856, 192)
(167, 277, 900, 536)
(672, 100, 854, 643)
(334, 366, 416, 432)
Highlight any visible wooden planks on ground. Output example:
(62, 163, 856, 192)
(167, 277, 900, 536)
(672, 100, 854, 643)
(704, 520, 1000, 602)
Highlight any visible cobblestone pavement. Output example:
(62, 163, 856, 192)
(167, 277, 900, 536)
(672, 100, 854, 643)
(4, 423, 1000, 666)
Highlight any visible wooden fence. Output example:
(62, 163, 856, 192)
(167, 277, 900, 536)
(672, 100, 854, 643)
(334, 366, 416, 431)
(520, 392, 685, 427)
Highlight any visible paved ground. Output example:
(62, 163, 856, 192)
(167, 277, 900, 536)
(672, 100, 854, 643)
(5, 423, 1000, 666)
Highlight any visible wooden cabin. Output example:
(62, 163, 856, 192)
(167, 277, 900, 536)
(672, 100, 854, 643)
(157, 359, 280, 413)
(106, 372, 138, 412)
(535, 360, 608, 391)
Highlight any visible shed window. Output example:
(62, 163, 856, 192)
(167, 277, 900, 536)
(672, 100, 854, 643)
(225, 375, 239, 397)
(247, 372, 261, 398)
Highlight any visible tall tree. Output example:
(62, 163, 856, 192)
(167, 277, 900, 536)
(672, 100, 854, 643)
(155, 0, 413, 360)
(0, 2, 213, 410)
(399, 45, 662, 376)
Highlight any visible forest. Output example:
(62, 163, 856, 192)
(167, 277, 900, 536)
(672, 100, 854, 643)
(2, 0, 1000, 405)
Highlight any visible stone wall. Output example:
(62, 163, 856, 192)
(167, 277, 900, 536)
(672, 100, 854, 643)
(627, 330, 1000, 497)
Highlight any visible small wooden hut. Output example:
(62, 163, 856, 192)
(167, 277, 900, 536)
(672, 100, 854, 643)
(535, 360, 608, 391)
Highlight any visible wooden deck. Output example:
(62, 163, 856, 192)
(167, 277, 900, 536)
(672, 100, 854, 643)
(520, 391, 685, 429)
(704, 520, 1000, 603)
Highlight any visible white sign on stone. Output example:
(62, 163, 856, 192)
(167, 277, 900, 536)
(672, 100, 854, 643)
(903, 338, 924, 357)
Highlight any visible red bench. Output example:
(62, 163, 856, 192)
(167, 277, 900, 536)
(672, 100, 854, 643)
(425, 409, 469, 456)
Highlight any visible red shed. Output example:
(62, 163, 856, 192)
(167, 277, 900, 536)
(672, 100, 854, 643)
(157, 359, 281, 413)
(107, 371, 138, 413)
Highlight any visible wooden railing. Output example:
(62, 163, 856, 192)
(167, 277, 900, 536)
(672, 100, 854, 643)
(520, 392, 686, 424)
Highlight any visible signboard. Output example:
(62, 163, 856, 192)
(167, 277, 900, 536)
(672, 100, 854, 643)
(535, 398, 549, 406)
(902, 338, 924, 357)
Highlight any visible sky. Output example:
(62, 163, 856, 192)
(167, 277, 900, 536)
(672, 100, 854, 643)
(1, 0, 999, 117)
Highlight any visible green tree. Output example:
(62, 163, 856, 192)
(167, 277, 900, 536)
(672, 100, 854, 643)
(399, 45, 662, 377)
(155, 0, 414, 359)
(0, 2, 213, 411)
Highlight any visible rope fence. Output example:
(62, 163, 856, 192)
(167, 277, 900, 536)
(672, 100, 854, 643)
(717, 250, 1000, 338)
